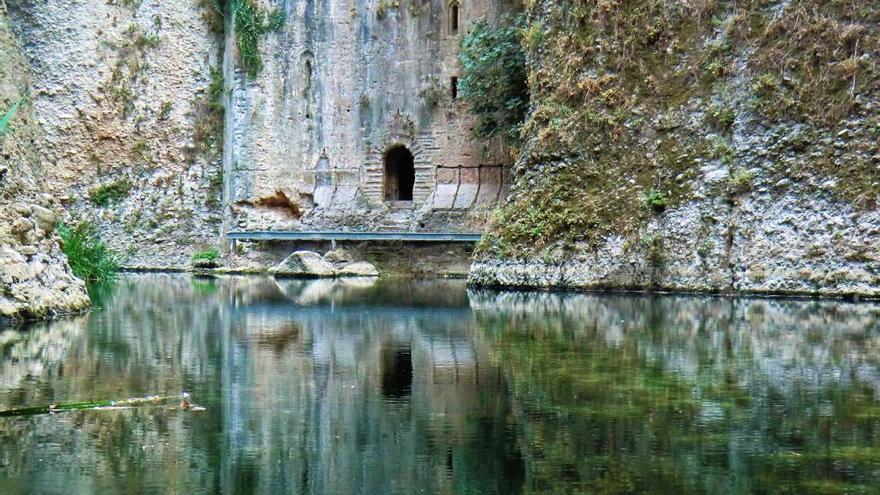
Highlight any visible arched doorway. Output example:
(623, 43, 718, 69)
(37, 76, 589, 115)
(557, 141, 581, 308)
(384, 145, 415, 201)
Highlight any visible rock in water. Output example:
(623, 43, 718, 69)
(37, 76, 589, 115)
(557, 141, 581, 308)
(323, 249, 355, 265)
(336, 261, 380, 277)
(271, 251, 337, 278)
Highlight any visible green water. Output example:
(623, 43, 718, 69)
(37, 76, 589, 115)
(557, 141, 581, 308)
(1, 275, 880, 494)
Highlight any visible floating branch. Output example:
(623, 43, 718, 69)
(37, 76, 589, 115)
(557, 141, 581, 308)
(0, 394, 201, 417)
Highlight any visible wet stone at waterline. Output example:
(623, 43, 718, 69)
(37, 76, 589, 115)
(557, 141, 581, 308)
(1, 274, 880, 494)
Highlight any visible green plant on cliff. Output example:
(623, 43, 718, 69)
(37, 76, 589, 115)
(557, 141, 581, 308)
(376, 0, 399, 19)
(102, 24, 161, 115)
(266, 8, 287, 31)
(57, 222, 120, 284)
(480, 0, 879, 261)
(199, 0, 228, 35)
(88, 179, 132, 207)
(191, 248, 220, 263)
(459, 17, 529, 143)
(643, 190, 668, 213)
(727, 168, 756, 195)
(193, 68, 225, 154)
(234, 0, 264, 76)
(233, 0, 287, 77)
(0, 95, 25, 137)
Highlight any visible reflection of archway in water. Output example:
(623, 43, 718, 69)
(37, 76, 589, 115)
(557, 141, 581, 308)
(381, 344, 413, 398)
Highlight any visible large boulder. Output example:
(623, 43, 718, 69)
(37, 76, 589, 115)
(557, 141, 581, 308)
(271, 251, 336, 278)
(323, 248, 356, 265)
(336, 261, 380, 277)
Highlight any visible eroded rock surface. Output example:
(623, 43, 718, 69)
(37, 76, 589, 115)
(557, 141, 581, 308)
(6, 0, 223, 269)
(0, 5, 89, 320)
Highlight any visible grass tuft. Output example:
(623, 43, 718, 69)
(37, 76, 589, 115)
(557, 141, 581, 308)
(0, 96, 25, 136)
(57, 222, 120, 284)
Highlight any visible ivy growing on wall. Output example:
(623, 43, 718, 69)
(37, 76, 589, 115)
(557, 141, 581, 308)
(232, 0, 287, 77)
(459, 16, 529, 144)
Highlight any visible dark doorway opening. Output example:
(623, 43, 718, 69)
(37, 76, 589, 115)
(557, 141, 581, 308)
(384, 146, 415, 201)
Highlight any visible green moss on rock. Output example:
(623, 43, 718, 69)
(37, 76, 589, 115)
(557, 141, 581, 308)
(480, 0, 880, 259)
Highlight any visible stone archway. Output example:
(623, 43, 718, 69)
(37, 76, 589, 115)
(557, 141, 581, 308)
(384, 145, 415, 201)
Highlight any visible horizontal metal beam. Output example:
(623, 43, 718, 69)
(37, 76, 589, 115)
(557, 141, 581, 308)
(225, 231, 484, 243)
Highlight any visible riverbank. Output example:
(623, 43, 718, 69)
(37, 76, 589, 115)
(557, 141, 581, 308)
(123, 241, 475, 279)
(470, 192, 880, 299)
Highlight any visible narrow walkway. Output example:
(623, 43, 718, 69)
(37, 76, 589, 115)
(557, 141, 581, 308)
(225, 231, 484, 243)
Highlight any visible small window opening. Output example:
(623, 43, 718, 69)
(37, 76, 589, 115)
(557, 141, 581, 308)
(450, 2, 460, 33)
(303, 58, 313, 119)
(384, 146, 415, 201)
(451, 77, 458, 99)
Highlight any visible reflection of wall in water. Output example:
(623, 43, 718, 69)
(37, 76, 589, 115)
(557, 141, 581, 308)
(469, 289, 880, 393)
(226, 289, 518, 494)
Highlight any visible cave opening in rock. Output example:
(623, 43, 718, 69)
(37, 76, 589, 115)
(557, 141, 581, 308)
(384, 145, 415, 201)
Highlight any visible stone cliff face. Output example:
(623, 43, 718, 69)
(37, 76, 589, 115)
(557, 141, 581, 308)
(2, 0, 878, 306)
(0, 4, 89, 320)
(470, 0, 880, 297)
(6, 0, 224, 269)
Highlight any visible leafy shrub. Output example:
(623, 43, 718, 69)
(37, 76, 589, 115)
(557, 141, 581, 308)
(710, 136, 735, 164)
(88, 179, 131, 207)
(158, 101, 173, 120)
(707, 104, 735, 130)
(727, 168, 756, 194)
(266, 8, 287, 31)
(57, 222, 120, 284)
(459, 16, 529, 143)
(643, 190, 668, 213)
(191, 248, 220, 263)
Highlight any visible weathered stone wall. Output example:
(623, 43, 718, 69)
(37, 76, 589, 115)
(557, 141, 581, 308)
(225, 0, 519, 235)
(7, 0, 224, 269)
(0, 2, 89, 320)
(470, 0, 880, 298)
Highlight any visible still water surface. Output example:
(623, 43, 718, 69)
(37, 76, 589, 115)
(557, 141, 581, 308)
(1, 275, 880, 494)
